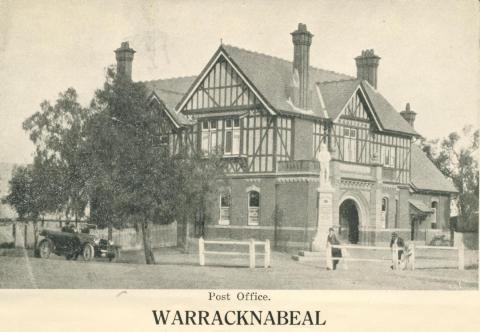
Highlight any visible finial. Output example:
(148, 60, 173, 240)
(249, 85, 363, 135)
(406, 102, 411, 111)
(220, 38, 223, 45)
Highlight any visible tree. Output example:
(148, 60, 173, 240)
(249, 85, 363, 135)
(22, 88, 91, 223)
(174, 151, 226, 251)
(2, 166, 38, 221)
(420, 125, 479, 231)
(86, 68, 225, 263)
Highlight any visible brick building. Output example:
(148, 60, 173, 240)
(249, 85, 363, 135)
(115, 23, 457, 249)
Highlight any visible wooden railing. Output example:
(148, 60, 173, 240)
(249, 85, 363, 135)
(326, 241, 465, 270)
(198, 237, 271, 268)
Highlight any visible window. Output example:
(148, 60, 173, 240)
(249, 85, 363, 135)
(381, 197, 389, 228)
(383, 146, 395, 168)
(248, 191, 260, 226)
(224, 118, 240, 155)
(201, 120, 218, 153)
(343, 127, 357, 162)
(219, 190, 231, 225)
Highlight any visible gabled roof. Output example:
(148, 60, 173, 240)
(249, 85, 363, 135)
(361, 81, 419, 136)
(408, 199, 433, 214)
(317, 79, 418, 136)
(144, 77, 197, 127)
(410, 144, 458, 193)
(317, 79, 361, 119)
(143, 44, 419, 137)
(221, 44, 353, 116)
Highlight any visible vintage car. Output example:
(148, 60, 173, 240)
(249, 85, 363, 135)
(36, 227, 120, 262)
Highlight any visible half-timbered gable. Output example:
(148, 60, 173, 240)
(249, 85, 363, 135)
(318, 81, 414, 184)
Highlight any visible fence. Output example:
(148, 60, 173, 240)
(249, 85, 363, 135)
(198, 237, 271, 268)
(0, 220, 177, 250)
(326, 241, 465, 270)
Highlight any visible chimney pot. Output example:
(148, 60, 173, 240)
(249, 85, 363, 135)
(355, 49, 381, 89)
(115, 41, 136, 80)
(400, 102, 417, 128)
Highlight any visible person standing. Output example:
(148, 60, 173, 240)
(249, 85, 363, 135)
(327, 227, 342, 270)
(390, 232, 405, 269)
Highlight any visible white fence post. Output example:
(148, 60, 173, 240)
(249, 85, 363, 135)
(264, 239, 270, 268)
(199, 237, 205, 266)
(249, 238, 255, 269)
(392, 243, 398, 270)
(326, 242, 333, 270)
(342, 248, 349, 270)
(410, 243, 415, 271)
(458, 240, 465, 270)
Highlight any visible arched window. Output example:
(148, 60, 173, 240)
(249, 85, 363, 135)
(248, 191, 260, 226)
(219, 190, 231, 225)
(431, 201, 438, 229)
(381, 197, 389, 228)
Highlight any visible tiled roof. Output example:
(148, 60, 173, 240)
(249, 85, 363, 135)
(144, 76, 197, 126)
(361, 82, 418, 136)
(317, 79, 361, 119)
(317, 79, 419, 135)
(408, 199, 433, 214)
(143, 44, 419, 136)
(222, 44, 354, 117)
(410, 144, 458, 193)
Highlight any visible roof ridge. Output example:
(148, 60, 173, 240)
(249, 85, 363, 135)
(142, 75, 197, 83)
(223, 43, 352, 78)
(152, 88, 185, 95)
(318, 78, 359, 85)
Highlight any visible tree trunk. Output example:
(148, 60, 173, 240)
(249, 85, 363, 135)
(33, 220, 39, 250)
(107, 221, 113, 242)
(24, 223, 28, 249)
(183, 215, 190, 253)
(141, 220, 155, 264)
(12, 222, 16, 247)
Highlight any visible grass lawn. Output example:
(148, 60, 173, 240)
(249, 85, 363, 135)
(0, 247, 477, 289)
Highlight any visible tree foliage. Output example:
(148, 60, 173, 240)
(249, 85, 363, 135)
(421, 125, 479, 231)
(22, 88, 91, 221)
(5, 67, 225, 264)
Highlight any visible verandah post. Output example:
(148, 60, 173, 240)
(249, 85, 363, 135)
(249, 238, 255, 269)
(264, 239, 271, 268)
(199, 237, 205, 266)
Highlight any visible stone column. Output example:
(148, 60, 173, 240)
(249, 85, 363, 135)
(312, 186, 334, 251)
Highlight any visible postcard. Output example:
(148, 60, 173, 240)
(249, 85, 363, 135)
(0, 1, 478, 331)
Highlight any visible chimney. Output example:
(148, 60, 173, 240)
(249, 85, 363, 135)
(400, 102, 417, 128)
(291, 23, 313, 109)
(115, 41, 136, 80)
(355, 49, 381, 89)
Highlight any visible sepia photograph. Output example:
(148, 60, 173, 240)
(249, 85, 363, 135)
(0, 0, 478, 295)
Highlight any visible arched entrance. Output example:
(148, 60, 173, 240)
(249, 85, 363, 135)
(339, 199, 360, 244)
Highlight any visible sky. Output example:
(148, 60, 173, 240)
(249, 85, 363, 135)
(0, 0, 478, 164)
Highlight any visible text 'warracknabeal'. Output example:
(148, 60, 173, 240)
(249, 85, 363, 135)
(152, 310, 326, 326)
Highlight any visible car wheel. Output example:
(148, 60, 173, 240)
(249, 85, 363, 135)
(109, 248, 120, 263)
(38, 239, 52, 259)
(82, 243, 95, 262)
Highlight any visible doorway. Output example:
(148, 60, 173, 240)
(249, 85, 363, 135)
(339, 199, 360, 244)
